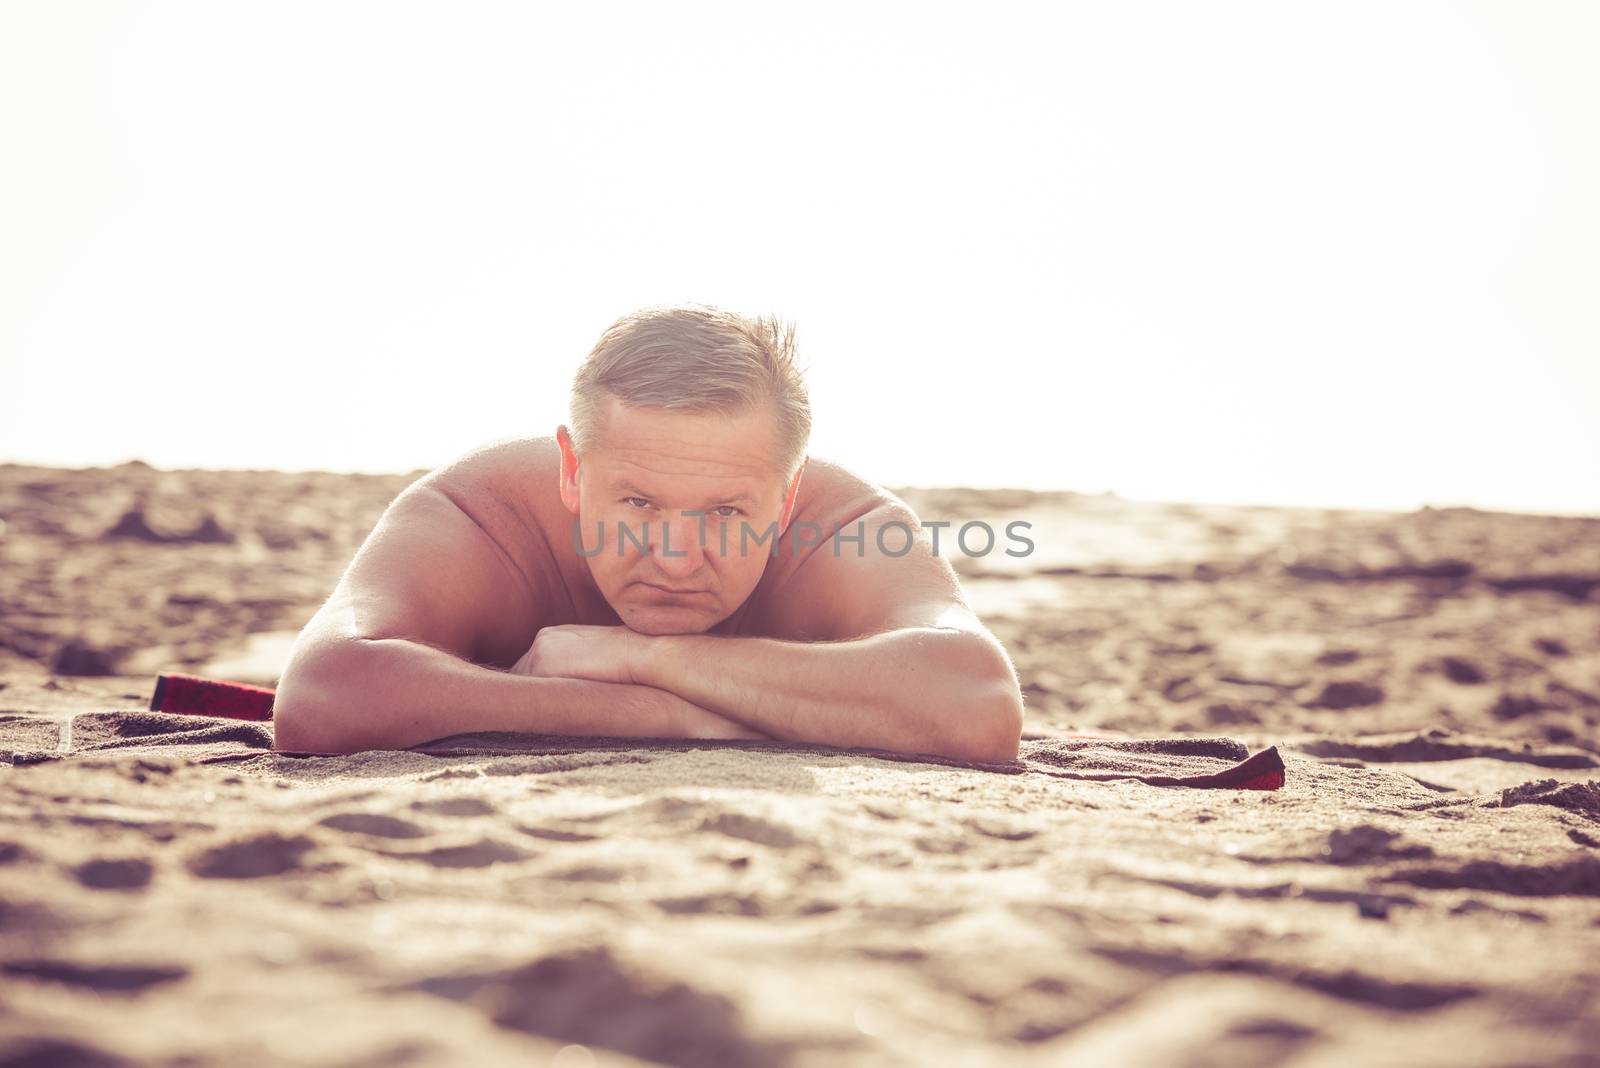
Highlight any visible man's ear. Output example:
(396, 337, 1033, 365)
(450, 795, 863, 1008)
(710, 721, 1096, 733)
(555, 425, 582, 515)
(778, 456, 808, 533)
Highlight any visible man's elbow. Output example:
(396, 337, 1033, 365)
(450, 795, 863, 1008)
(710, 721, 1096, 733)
(953, 685, 1023, 764)
(271, 682, 338, 754)
(936, 634, 1024, 764)
(272, 645, 364, 755)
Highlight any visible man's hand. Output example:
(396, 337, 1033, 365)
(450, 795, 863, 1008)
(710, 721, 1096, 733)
(509, 611, 1022, 761)
(511, 625, 775, 741)
(510, 624, 646, 685)
(645, 688, 776, 741)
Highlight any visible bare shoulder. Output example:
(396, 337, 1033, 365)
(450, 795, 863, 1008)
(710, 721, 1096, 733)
(420, 436, 573, 552)
(423, 435, 561, 507)
(399, 436, 561, 572)
(752, 457, 973, 641)
(790, 455, 907, 523)
(305, 437, 558, 665)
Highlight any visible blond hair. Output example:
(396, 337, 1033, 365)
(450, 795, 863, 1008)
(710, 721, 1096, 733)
(569, 304, 811, 477)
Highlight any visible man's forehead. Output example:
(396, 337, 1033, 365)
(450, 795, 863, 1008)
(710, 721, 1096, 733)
(585, 399, 788, 489)
(598, 454, 774, 501)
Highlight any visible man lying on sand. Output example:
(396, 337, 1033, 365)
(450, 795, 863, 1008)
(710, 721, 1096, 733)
(272, 304, 1025, 762)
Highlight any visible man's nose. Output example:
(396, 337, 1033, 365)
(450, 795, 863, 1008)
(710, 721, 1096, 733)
(650, 512, 708, 576)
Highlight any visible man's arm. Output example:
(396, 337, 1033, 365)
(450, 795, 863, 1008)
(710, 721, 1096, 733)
(648, 621, 1020, 763)
(273, 631, 768, 753)
(516, 501, 1026, 763)
(272, 479, 768, 753)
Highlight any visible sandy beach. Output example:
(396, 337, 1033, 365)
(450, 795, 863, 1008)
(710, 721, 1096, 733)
(2, 461, 1597, 1067)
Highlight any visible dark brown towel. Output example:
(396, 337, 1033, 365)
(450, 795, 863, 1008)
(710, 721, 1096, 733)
(139, 672, 1286, 790)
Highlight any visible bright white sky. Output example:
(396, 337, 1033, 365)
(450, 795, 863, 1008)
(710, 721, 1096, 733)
(3, 1, 1597, 514)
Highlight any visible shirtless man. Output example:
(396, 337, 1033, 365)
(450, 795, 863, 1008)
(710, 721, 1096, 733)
(271, 305, 1025, 763)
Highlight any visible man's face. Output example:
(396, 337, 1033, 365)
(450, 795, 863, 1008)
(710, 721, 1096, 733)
(557, 396, 804, 635)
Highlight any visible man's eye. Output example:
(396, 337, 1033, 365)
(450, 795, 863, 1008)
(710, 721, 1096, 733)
(625, 497, 652, 509)
(713, 505, 742, 518)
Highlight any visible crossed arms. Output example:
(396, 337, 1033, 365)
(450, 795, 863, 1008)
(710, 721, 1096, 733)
(272, 483, 1024, 763)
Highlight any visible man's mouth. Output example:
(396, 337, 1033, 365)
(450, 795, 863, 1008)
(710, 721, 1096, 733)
(635, 580, 708, 597)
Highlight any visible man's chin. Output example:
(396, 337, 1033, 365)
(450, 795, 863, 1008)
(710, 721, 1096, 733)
(617, 604, 721, 636)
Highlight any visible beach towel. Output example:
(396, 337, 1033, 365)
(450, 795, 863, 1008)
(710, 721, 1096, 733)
(137, 672, 1286, 790)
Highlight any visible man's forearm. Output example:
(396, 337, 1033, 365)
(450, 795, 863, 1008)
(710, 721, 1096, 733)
(274, 636, 729, 754)
(634, 627, 1024, 763)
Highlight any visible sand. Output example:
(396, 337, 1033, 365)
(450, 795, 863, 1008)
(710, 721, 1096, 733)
(1, 462, 1598, 1067)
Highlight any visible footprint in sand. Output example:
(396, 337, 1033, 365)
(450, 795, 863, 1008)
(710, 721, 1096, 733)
(0, 1036, 134, 1067)
(410, 797, 496, 817)
(653, 891, 766, 916)
(1323, 825, 1435, 865)
(518, 824, 600, 843)
(2, 958, 187, 994)
(1292, 970, 1477, 1012)
(380, 839, 531, 869)
(187, 833, 315, 879)
(1384, 855, 1600, 897)
(1091, 946, 1477, 1012)
(1306, 680, 1386, 710)
(0, 899, 77, 935)
(697, 812, 805, 850)
(966, 819, 1038, 842)
(562, 798, 810, 852)
(541, 862, 629, 882)
(915, 835, 977, 857)
(652, 891, 839, 918)
(407, 944, 776, 1068)
(317, 812, 429, 839)
(1499, 779, 1600, 817)
(72, 857, 154, 891)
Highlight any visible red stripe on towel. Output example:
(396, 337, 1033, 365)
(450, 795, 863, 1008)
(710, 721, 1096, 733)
(150, 673, 275, 721)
